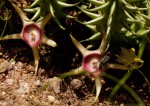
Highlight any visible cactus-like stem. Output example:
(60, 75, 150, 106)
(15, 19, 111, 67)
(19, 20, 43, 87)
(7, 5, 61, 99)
(76, 14, 105, 25)
(28, 0, 41, 8)
(30, 8, 42, 21)
(87, 0, 105, 6)
(98, 36, 107, 53)
(87, 1, 110, 12)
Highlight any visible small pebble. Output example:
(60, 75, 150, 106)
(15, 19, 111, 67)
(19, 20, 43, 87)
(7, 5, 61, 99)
(34, 80, 41, 87)
(49, 77, 62, 94)
(17, 83, 29, 94)
(48, 95, 55, 103)
(16, 62, 24, 69)
(5, 79, 14, 85)
(1, 91, 6, 96)
(0, 61, 8, 73)
(13, 66, 18, 71)
(70, 79, 82, 90)
(1, 100, 13, 106)
(1, 102, 8, 106)
(6, 61, 16, 70)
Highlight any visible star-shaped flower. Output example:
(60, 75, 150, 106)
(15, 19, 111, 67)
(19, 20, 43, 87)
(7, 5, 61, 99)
(0, 3, 57, 75)
(59, 35, 143, 102)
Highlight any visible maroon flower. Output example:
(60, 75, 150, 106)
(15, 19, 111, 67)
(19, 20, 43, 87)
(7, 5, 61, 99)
(59, 35, 143, 102)
(82, 51, 103, 77)
(21, 24, 42, 47)
(0, 3, 57, 75)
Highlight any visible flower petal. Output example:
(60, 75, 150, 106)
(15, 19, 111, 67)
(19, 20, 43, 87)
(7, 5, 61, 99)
(82, 51, 103, 76)
(37, 13, 52, 29)
(0, 33, 21, 40)
(32, 47, 39, 76)
(94, 77, 102, 102)
(58, 66, 85, 78)
(107, 63, 128, 70)
(70, 35, 88, 56)
(11, 3, 29, 24)
(42, 35, 57, 47)
(116, 48, 144, 70)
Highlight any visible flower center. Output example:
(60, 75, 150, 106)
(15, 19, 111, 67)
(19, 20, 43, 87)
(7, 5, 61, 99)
(92, 59, 100, 71)
(29, 32, 36, 42)
(83, 52, 102, 74)
(22, 24, 42, 47)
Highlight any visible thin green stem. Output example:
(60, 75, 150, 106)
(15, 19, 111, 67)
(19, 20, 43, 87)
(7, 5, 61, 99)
(103, 72, 144, 105)
(0, 19, 7, 37)
(138, 38, 146, 58)
(107, 70, 134, 100)
(108, 51, 149, 101)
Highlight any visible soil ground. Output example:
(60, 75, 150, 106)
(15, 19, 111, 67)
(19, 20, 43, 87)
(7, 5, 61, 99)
(0, 38, 149, 106)
(0, 0, 150, 106)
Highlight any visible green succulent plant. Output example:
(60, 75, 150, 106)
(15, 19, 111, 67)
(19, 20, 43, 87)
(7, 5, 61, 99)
(59, 34, 143, 102)
(58, 0, 148, 103)
(76, 0, 149, 44)
(0, 0, 149, 104)
(23, 0, 78, 30)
